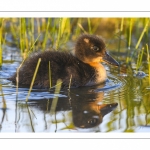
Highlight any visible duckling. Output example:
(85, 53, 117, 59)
(9, 34, 119, 88)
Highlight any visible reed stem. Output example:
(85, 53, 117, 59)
(117, 18, 124, 62)
(87, 18, 92, 34)
(146, 44, 150, 85)
(50, 79, 62, 115)
(26, 58, 41, 102)
(42, 18, 51, 50)
(16, 60, 25, 99)
(68, 74, 72, 91)
(135, 19, 149, 50)
(0, 84, 7, 109)
(49, 61, 52, 89)
(136, 47, 144, 71)
(128, 18, 133, 49)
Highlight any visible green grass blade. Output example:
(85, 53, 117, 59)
(136, 47, 144, 71)
(135, 19, 150, 49)
(60, 18, 68, 37)
(146, 44, 150, 84)
(29, 33, 41, 52)
(50, 79, 62, 115)
(117, 18, 124, 62)
(49, 61, 52, 89)
(128, 18, 133, 48)
(26, 58, 41, 102)
(56, 18, 70, 49)
(120, 18, 124, 32)
(87, 18, 92, 34)
(31, 18, 34, 48)
(77, 23, 87, 34)
(42, 18, 51, 50)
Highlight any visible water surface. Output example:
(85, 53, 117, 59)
(0, 46, 149, 133)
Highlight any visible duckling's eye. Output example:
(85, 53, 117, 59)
(91, 46, 99, 52)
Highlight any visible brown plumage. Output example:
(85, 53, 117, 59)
(9, 34, 119, 89)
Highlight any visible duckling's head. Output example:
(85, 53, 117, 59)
(75, 34, 119, 67)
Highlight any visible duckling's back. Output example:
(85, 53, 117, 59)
(9, 50, 96, 88)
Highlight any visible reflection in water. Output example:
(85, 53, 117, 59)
(0, 84, 118, 132)
(70, 87, 118, 128)
(22, 86, 118, 130)
(0, 108, 6, 131)
(1, 61, 150, 132)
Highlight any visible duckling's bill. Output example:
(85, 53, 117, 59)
(102, 52, 119, 67)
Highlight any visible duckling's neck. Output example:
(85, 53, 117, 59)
(85, 62, 107, 86)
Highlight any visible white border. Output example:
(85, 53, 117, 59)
(0, 133, 150, 138)
(0, 0, 150, 12)
(0, 12, 150, 18)
(0, 1, 150, 148)
(0, 0, 150, 17)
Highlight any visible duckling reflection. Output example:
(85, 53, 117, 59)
(73, 102, 118, 128)
(27, 86, 118, 129)
(70, 87, 118, 128)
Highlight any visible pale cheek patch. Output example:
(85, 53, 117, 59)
(84, 38, 89, 43)
(92, 57, 101, 63)
(99, 57, 103, 62)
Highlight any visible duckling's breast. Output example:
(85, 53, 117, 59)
(85, 63, 107, 86)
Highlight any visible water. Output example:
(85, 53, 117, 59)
(0, 39, 150, 133)
(0, 50, 149, 133)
